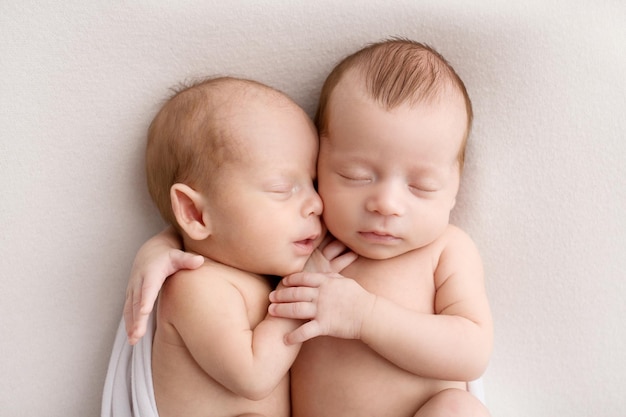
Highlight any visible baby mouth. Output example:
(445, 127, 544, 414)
(359, 231, 399, 242)
(294, 234, 320, 251)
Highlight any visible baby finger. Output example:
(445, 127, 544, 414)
(268, 301, 316, 320)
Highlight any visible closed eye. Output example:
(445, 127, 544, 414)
(409, 184, 440, 194)
(338, 172, 372, 183)
(267, 184, 296, 199)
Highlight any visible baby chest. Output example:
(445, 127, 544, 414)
(344, 254, 436, 312)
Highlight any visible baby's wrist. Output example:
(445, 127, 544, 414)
(357, 292, 378, 340)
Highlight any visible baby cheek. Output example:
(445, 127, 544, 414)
(323, 196, 355, 228)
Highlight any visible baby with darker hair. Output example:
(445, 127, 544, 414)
(269, 39, 493, 417)
(126, 39, 493, 417)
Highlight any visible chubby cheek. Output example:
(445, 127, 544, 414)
(412, 208, 450, 245)
(320, 193, 356, 239)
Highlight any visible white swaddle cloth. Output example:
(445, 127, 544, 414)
(101, 312, 159, 417)
(468, 377, 486, 404)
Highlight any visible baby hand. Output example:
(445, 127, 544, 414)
(268, 271, 376, 344)
(124, 246, 203, 345)
(303, 235, 357, 273)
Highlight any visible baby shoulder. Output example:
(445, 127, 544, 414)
(441, 224, 479, 253)
(161, 263, 245, 305)
(434, 225, 483, 282)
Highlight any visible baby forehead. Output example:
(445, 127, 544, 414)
(320, 103, 466, 166)
(222, 110, 316, 158)
(174, 77, 298, 127)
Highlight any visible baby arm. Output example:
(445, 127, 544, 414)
(361, 230, 492, 381)
(270, 228, 493, 382)
(124, 226, 203, 344)
(160, 270, 301, 400)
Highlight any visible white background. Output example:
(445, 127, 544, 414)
(1, 1, 625, 415)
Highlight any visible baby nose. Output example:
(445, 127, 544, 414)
(303, 188, 323, 217)
(365, 183, 406, 216)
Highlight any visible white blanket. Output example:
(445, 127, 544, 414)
(101, 312, 159, 417)
(468, 377, 486, 404)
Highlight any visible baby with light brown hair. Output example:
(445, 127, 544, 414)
(144, 76, 351, 417)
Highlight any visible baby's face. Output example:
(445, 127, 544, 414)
(317, 80, 467, 259)
(205, 100, 323, 276)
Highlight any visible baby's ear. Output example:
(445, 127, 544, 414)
(170, 183, 212, 241)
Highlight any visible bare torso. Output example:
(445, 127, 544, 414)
(152, 266, 290, 417)
(291, 233, 465, 417)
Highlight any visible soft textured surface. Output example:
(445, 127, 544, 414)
(1, 1, 624, 415)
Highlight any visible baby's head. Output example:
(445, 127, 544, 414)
(146, 77, 323, 276)
(315, 39, 473, 259)
(316, 38, 472, 170)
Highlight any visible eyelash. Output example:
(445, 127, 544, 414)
(338, 170, 440, 194)
(409, 185, 439, 195)
(339, 172, 371, 182)
(268, 185, 294, 195)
